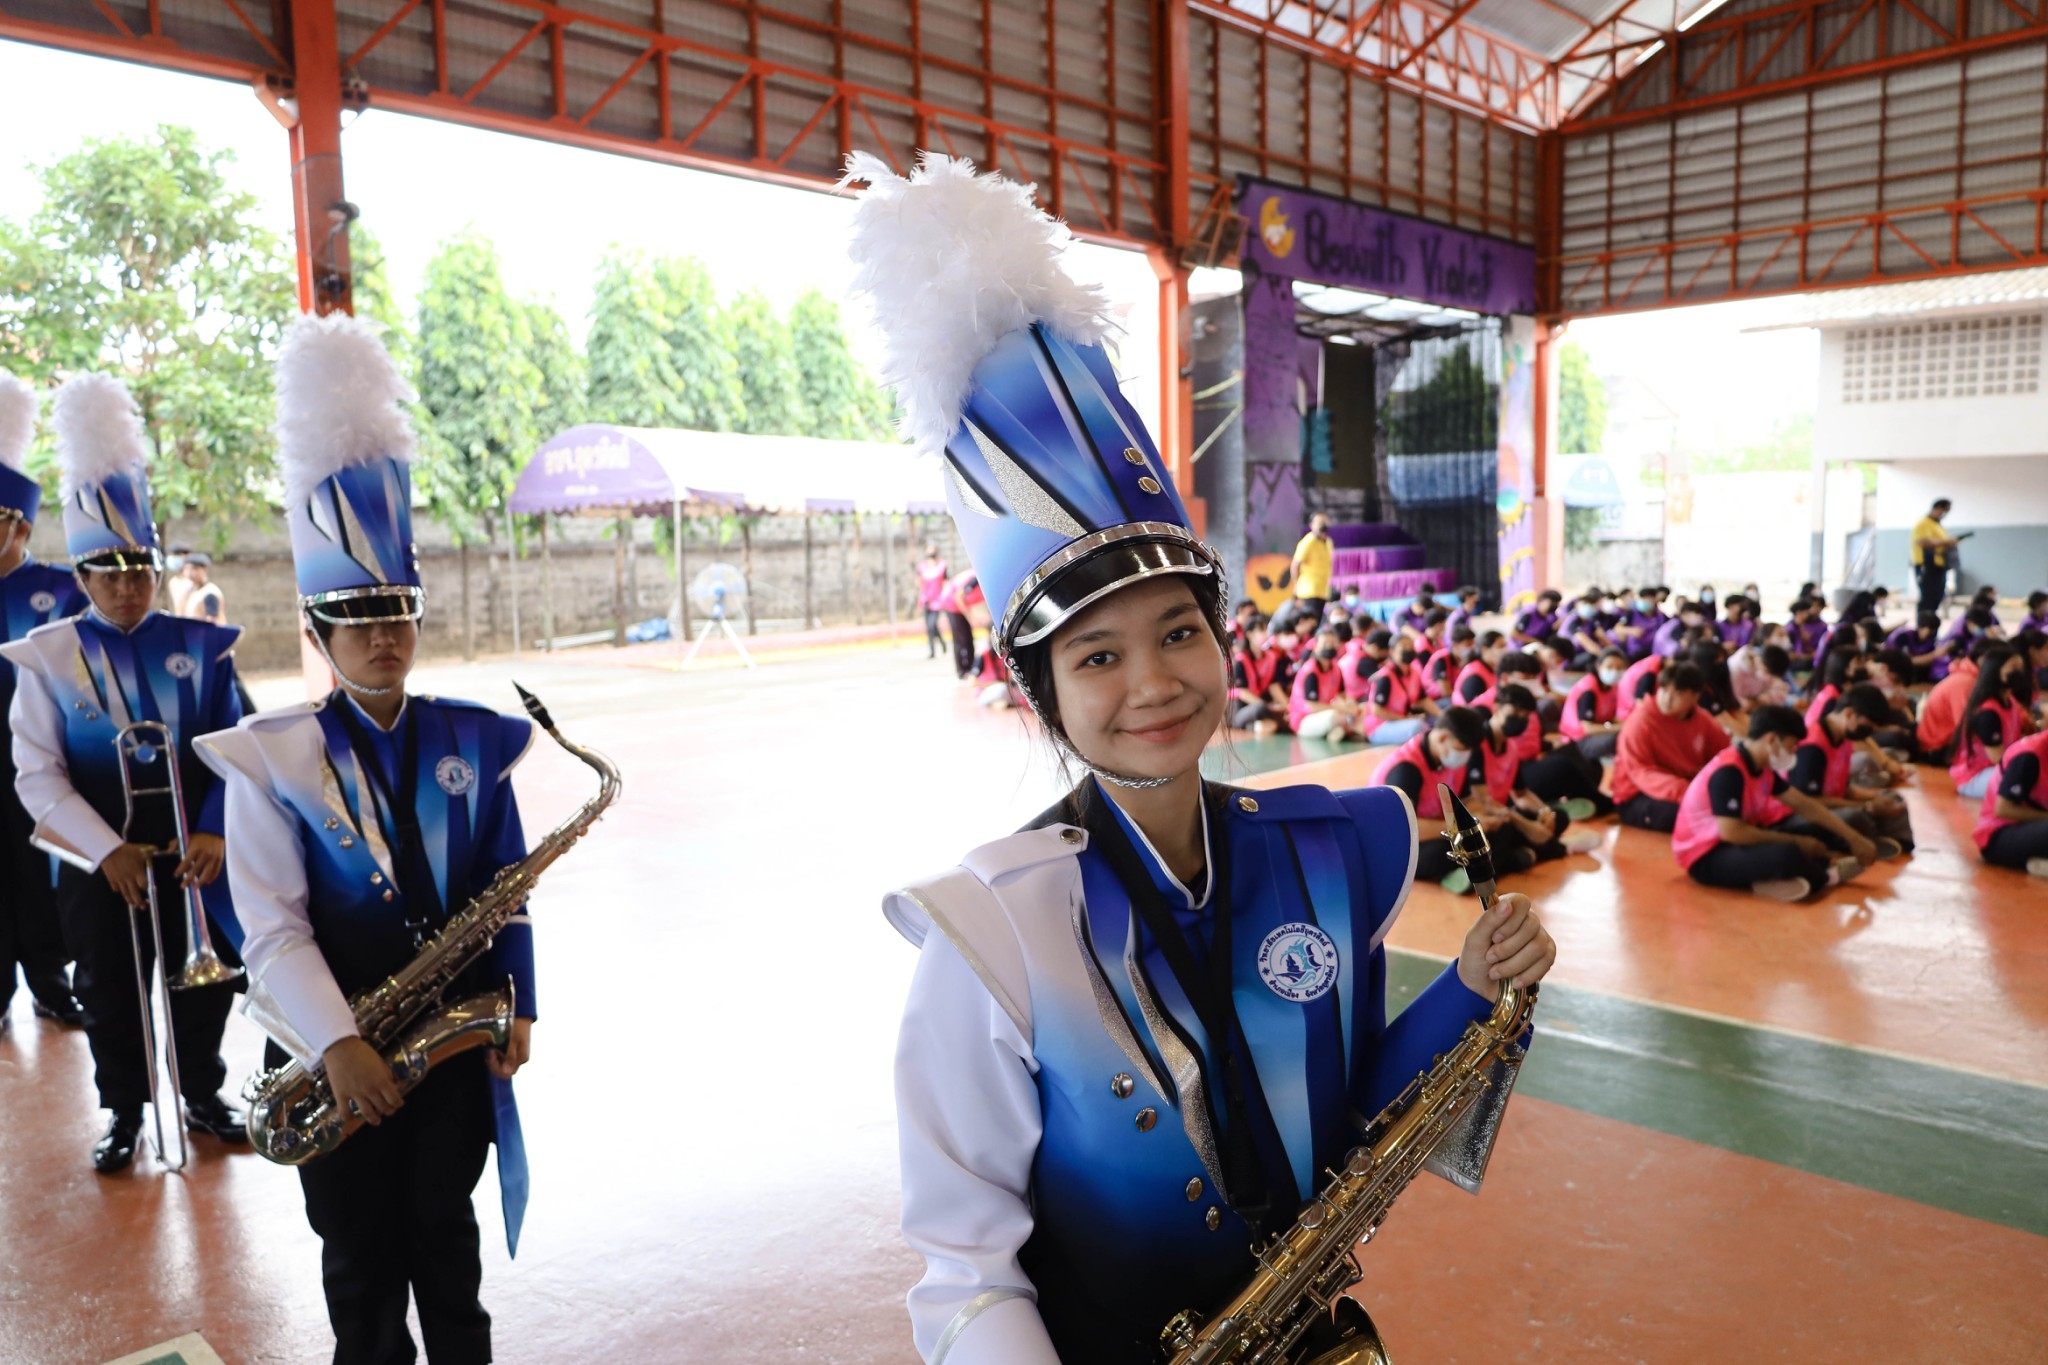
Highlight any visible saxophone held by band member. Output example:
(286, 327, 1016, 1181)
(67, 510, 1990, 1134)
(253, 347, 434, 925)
(1158, 785, 1537, 1365)
(243, 684, 621, 1165)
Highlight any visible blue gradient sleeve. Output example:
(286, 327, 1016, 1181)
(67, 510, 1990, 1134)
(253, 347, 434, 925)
(1363, 959, 1493, 1117)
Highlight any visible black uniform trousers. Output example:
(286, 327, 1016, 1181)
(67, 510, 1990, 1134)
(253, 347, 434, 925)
(1916, 560, 1948, 619)
(1, 770, 74, 1016)
(56, 859, 237, 1112)
(272, 1043, 495, 1365)
(1984, 820, 2048, 869)
(1520, 744, 1614, 814)
(1416, 819, 1548, 883)
(946, 610, 975, 679)
(1687, 816, 1846, 890)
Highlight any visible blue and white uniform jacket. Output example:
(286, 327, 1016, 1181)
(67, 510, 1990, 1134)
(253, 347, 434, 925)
(2, 611, 241, 899)
(195, 692, 538, 1253)
(885, 780, 1500, 1365)
(1, 558, 86, 745)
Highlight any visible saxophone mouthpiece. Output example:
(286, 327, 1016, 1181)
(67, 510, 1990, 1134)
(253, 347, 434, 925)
(512, 682, 554, 731)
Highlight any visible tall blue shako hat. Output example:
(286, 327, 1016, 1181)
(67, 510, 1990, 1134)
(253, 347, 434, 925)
(52, 373, 162, 570)
(0, 374, 40, 528)
(274, 313, 425, 627)
(842, 152, 1218, 665)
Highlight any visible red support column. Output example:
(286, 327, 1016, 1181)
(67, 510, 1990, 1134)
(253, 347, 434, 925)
(1152, 0, 1202, 536)
(1530, 130, 1565, 592)
(286, 0, 353, 317)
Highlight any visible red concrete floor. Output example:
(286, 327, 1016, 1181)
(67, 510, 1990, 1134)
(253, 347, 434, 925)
(2, 648, 2042, 1363)
(1249, 748, 2048, 1088)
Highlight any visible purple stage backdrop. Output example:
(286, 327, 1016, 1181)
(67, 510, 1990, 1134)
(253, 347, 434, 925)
(1236, 176, 1537, 315)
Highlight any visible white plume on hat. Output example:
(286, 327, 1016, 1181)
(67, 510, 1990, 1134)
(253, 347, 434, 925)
(52, 372, 150, 498)
(0, 374, 34, 473)
(839, 151, 1116, 457)
(274, 312, 417, 511)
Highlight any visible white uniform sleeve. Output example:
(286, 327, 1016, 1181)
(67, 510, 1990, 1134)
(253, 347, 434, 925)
(222, 766, 359, 1057)
(896, 930, 1061, 1365)
(8, 664, 124, 869)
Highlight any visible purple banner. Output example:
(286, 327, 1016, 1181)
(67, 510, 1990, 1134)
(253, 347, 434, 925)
(1236, 176, 1537, 316)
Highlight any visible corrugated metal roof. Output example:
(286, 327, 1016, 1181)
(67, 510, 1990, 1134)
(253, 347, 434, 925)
(1744, 267, 2048, 330)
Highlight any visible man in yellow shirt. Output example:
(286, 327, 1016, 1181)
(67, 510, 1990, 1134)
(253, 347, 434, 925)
(1911, 498, 1961, 618)
(1290, 512, 1334, 620)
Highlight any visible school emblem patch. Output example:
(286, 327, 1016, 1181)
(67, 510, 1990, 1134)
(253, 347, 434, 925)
(28, 590, 56, 613)
(164, 652, 198, 679)
(1257, 923, 1340, 1003)
(435, 755, 477, 796)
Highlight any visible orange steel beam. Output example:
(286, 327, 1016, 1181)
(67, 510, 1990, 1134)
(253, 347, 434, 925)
(1554, 185, 2048, 316)
(1153, 0, 1201, 535)
(1566, 0, 2048, 132)
(286, 0, 353, 316)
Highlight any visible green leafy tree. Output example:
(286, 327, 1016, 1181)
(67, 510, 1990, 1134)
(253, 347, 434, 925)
(652, 255, 744, 432)
(1382, 342, 1497, 455)
(0, 125, 294, 534)
(585, 249, 687, 428)
(1558, 341, 1608, 455)
(727, 289, 803, 435)
(790, 289, 894, 441)
(349, 225, 416, 385)
(413, 231, 546, 657)
(521, 297, 587, 439)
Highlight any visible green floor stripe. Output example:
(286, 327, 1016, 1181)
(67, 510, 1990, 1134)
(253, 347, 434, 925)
(1385, 950, 2048, 1238)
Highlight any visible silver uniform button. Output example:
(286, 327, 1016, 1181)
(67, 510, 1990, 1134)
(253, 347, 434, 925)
(381, 890, 394, 902)
(370, 872, 384, 885)
(1060, 828, 1083, 845)
(324, 818, 340, 830)
(1137, 476, 1162, 494)
(1185, 1178, 1203, 1201)
(339, 836, 355, 849)
(1205, 1207, 1222, 1231)
(1135, 1107, 1157, 1133)
(1237, 795, 1259, 813)
(1110, 1073, 1134, 1099)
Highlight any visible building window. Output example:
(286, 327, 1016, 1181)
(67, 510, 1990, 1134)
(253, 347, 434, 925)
(1841, 313, 2043, 403)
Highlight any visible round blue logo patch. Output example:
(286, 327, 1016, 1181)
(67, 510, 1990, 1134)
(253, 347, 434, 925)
(1257, 923, 1340, 1003)
(164, 652, 197, 680)
(28, 590, 57, 613)
(435, 755, 477, 796)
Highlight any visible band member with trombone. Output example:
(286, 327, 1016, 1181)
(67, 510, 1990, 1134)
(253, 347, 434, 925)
(849, 156, 1556, 1364)
(0, 372, 247, 1172)
(196, 315, 537, 1365)
(1, 374, 88, 1034)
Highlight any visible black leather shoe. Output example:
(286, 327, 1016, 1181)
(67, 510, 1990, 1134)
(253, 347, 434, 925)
(31, 996, 87, 1027)
(93, 1109, 144, 1174)
(185, 1094, 249, 1143)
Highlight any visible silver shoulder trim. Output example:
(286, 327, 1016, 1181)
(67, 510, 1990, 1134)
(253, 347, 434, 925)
(930, 1287, 1034, 1365)
(901, 883, 1031, 1040)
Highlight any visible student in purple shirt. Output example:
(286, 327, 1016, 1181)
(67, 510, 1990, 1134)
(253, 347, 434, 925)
(1886, 610, 1957, 683)
(1560, 591, 1614, 671)
(1512, 589, 1562, 646)
(1785, 598, 1827, 667)
(1395, 584, 1440, 641)
(2024, 590, 2048, 634)
(1654, 601, 1712, 659)
(1609, 589, 1661, 659)
(1718, 597, 1757, 651)
(1445, 583, 1482, 633)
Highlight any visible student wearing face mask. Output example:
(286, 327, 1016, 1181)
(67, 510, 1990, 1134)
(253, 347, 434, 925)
(1290, 630, 1362, 742)
(1673, 705, 1876, 901)
(1560, 648, 1628, 761)
(1476, 686, 1604, 864)
(1652, 601, 1711, 660)
(1229, 616, 1291, 738)
(1511, 589, 1562, 648)
(1559, 591, 1612, 672)
(1446, 584, 1482, 633)
(1370, 707, 1530, 893)
(1424, 624, 1477, 702)
(1951, 648, 2034, 799)
(1784, 599, 1827, 669)
(1613, 662, 1731, 832)
(1357, 637, 1438, 746)
(1610, 589, 1660, 660)
(1789, 685, 1914, 858)
(1454, 631, 1507, 706)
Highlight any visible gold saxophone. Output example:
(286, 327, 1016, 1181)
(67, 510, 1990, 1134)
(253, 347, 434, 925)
(1158, 784, 1536, 1365)
(243, 684, 621, 1165)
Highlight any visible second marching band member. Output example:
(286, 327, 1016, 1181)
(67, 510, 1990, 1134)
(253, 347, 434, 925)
(1, 374, 87, 1032)
(0, 373, 246, 1171)
(848, 154, 1555, 1365)
(195, 315, 535, 1365)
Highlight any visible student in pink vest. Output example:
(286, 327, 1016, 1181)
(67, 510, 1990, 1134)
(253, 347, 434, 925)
(915, 543, 951, 660)
(1672, 705, 1877, 901)
(1615, 652, 1663, 722)
(1289, 629, 1360, 741)
(1788, 684, 1915, 857)
(1371, 707, 1530, 893)
(1476, 685, 1603, 863)
(1452, 630, 1506, 706)
(1560, 647, 1628, 761)
(1975, 729, 2048, 876)
(1358, 636, 1438, 745)
(1951, 648, 2034, 799)
(1424, 624, 1476, 702)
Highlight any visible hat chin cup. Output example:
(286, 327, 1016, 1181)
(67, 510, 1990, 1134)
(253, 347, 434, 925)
(1003, 523, 1219, 652)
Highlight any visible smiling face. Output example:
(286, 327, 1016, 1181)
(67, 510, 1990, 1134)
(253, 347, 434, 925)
(1044, 575, 1226, 784)
(314, 616, 419, 694)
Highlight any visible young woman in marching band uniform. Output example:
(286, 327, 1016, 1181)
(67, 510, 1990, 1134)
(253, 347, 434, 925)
(2, 373, 247, 1171)
(847, 154, 1556, 1365)
(195, 317, 536, 1365)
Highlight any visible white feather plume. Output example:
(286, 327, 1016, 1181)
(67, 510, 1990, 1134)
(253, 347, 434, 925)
(840, 151, 1116, 456)
(0, 374, 34, 473)
(274, 312, 417, 511)
(52, 373, 149, 498)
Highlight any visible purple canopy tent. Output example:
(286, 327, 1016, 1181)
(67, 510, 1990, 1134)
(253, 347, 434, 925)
(506, 424, 941, 651)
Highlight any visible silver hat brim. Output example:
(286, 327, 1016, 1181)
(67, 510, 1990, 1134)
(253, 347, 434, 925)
(1004, 522, 1220, 651)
